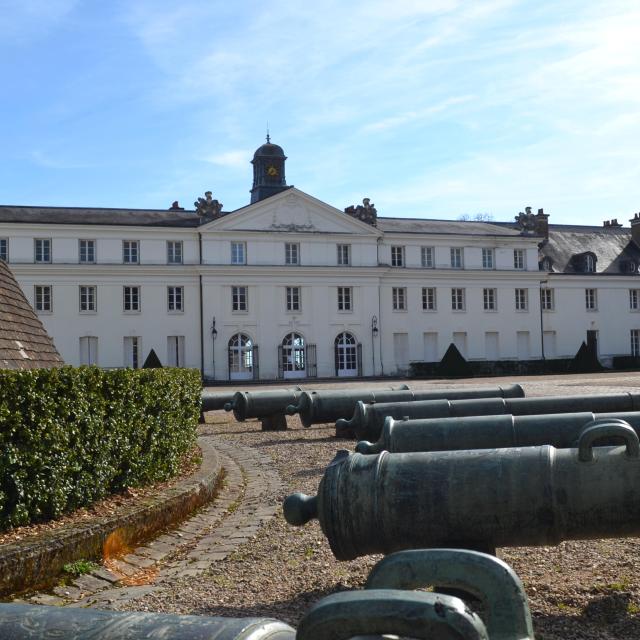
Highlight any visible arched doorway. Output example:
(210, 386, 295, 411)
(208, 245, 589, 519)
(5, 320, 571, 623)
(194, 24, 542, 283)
(228, 333, 254, 380)
(281, 332, 305, 379)
(335, 332, 359, 377)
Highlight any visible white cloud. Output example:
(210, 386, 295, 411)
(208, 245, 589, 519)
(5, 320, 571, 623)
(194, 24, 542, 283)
(203, 150, 250, 169)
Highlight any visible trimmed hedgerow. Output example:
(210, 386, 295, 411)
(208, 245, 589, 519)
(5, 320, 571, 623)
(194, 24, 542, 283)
(0, 366, 200, 530)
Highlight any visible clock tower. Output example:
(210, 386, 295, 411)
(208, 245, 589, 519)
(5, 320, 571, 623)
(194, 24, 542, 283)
(250, 135, 289, 204)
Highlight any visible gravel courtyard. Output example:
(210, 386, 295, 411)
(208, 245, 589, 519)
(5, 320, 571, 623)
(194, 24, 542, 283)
(120, 371, 640, 639)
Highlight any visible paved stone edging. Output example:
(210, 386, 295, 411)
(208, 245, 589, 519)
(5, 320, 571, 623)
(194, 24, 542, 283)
(22, 439, 283, 608)
(0, 438, 221, 598)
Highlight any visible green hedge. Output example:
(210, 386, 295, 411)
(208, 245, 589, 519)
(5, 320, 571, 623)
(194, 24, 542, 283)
(0, 366, 201, 529)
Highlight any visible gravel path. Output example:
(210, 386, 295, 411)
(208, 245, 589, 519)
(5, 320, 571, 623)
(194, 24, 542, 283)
(112, 372, 640, 639)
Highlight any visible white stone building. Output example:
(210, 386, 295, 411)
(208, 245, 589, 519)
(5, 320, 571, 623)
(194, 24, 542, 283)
(1, 139, 639, 380)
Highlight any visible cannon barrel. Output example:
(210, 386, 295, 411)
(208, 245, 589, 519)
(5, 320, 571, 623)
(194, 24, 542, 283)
(292, 383, 523, 429)
(284, 421, 640, 560)
(224, 387, 304, 422)
(0, 605, 295, 640)
(0, 549, 535, 640)
(201, 390, 237, 412)
(357, 411, 640, 454)
(343, 390, 640, 441)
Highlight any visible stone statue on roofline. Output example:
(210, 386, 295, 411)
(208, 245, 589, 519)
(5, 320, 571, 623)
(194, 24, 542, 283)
(515, 206, 537, 232)
(345, 197, 377, 226)
(194, 191, 223, 219)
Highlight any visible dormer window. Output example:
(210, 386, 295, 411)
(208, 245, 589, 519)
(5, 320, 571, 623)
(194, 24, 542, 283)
(571, 252, 597, 273)
(539, 256, 553, 272)
(584, 254, 596, 273)
(622, 260, 638, 274)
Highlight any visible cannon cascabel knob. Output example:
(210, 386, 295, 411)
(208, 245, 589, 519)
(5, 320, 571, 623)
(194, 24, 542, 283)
(283, 493, 318, 526)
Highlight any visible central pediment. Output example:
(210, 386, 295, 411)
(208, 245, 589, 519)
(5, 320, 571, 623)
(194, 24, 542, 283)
(200, 188, 381, 236)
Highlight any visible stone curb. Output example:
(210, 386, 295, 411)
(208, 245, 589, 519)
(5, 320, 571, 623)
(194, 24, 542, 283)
(0, 438, 221, 597)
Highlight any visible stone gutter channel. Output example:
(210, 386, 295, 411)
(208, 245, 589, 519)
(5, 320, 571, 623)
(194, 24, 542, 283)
(1, 439, 283, 608)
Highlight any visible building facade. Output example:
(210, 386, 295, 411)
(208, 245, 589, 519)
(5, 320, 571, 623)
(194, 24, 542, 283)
(1, 140, 639, 380)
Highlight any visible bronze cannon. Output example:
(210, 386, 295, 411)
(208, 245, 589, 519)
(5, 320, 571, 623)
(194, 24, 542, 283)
(223, 386, 304, 430)
(340, 391, 640, 441)
(0, 548, 534, 639)
(288, 384, 523, 429)
(285, 420, 640, 559)
(356, 411, 640, 454)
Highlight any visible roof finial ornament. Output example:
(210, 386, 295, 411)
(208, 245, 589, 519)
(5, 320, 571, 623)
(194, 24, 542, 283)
(266, 122, 270, 144)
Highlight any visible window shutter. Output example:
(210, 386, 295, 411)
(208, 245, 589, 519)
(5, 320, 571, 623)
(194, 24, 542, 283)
(307, 344, 317, 378)
(357, 343, 363, 377)
(277, 344, 284, 379)
(253, 345, 260, 380)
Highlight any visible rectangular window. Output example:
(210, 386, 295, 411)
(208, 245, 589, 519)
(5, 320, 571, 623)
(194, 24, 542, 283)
(167, 336, 185, 367)
(421, 246, 434, 268)
(513, 249, 525, 270)
(124, 336, 141, 369)
(541, 287, 554, 311)
(515, 288, 528, 311)
(34, 238, 51, 263)
(450, 247, 463, 269)
(630, 289, 640, 311)
(168, 286, 184, 312)
(167, 240, 183, 264)
(337, 286, 352, 311)
(286, 286, 301, 311)
(123, 240, 139, 264)
(79, 285, 96, 312)
(285, 242, 299, 265)
(585, 288, 597, 311)
(79, 336, 98, 365)
(632, 330, 640, 357)
(392, 287, 406, 311)
(34, 285, 52, 312)
(123, 286, 141, 312)
(422, 287, 436, 311)
(451, 287, 465, 311)
(483, 288, 497, 311)
(232, 286, 248, 311)
(391, 246, 405, 267)
(0, 238, 7, 262)
(337, 244, 351, 266)
(231, 241, 246, 265)
(482, 248, 494, 269)
(79, 239, 96, 264)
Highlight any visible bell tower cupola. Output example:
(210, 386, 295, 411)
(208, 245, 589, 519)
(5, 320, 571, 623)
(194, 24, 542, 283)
(250, 134, 289, 204)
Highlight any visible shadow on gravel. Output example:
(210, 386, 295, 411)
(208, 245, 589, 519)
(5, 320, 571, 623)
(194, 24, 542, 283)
(204, 427, 264, 436)
(255, 436, 338, 447)
(533, 592, 640, 639)
(291, 467, 326, 478)
(191, 585, 349, 627)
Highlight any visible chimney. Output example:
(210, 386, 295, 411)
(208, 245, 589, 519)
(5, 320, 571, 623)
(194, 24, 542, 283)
(630, 213, 640, 246)
(534, 208, 549, 239)
(603, 218, 622, 228)
(169, 201, 185, 211)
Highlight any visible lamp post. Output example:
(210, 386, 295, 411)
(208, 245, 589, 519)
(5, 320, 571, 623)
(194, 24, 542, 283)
(371, 315, 379, 376)
(211, 316, 218, 379)
(539, 280, 548, 362)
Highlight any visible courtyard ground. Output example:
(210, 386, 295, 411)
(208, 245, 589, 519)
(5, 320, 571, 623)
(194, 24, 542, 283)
(113, 370, 640, 639)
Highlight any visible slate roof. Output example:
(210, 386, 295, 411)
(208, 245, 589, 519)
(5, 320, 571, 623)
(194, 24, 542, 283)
(0, 260, 64, 369)
(542, 225, 639, 274)
(0, 206, 202, 227)
(376, 217, 525, 237)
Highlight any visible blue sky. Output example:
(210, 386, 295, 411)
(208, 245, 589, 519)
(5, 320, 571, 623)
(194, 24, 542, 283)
(1, 0, 639, 225)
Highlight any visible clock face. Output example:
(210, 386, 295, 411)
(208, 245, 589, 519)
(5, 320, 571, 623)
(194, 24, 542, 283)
(266, 165, 279, 177)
